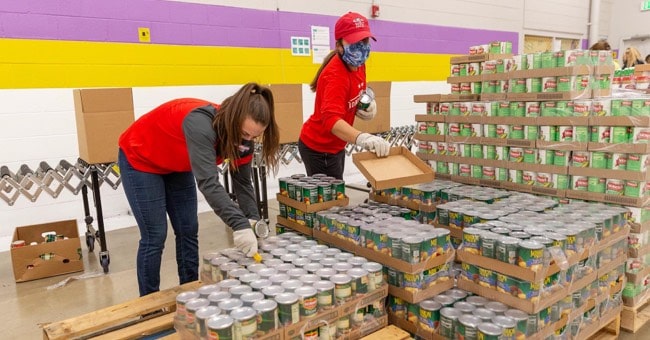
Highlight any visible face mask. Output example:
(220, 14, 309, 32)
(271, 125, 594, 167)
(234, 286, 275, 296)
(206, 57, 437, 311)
(342, 41, 371, 67)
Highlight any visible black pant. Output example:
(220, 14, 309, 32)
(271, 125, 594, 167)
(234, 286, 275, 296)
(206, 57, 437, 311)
(298, 139, 346, 179)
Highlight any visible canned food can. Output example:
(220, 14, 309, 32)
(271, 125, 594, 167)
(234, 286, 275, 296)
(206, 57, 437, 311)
(207, 315, 234, 340)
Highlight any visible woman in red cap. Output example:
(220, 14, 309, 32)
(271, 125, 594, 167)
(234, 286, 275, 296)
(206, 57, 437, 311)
(298, 12, 390, 179)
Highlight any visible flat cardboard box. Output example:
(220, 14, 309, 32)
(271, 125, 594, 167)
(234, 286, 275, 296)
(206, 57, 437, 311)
(445, 115, 482, 124)
(536, 116, 590, 126)
(536, 140, 588, 151)
(568, 166, 650, 182)
(413, 94, 442, 103)
(501, 181, 566, 198)
(446, 75, 482, 83)
(276, 194, 349, 213)
(481, 73, 509, 81)
(414, 114, 445, 123)
(354, 81, 391, 134)
(440, 94, 480, 102)
(481, 116, 530, 125)
(445, 135, 483, 145)
(268, 84, 303, 144)
(507, 162, 568, 175)
(566, 190, 650, 207)
(480, 93, 507, 101)
(360, 325, 411, 340)
(575, 306, 622, 340)
(587, 142, 650, 154)
(312, 228, 454, 274)
(414, 133, 445, 142)
(352, 147, 434, 190)
(11, 219, 84, 282)
(509, 65, 593, 78)
(505, 138, 536, 148)
(590, 116, 650, 127)
(73, 88, 135, 164)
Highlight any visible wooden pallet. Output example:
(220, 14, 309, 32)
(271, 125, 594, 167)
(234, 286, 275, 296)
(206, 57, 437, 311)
(621, 293, 650, 333)
(42, 281, 202, 340)
(360, 325, 411, 340)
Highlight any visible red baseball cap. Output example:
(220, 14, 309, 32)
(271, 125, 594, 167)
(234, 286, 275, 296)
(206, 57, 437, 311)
(334, 12, 376, 44)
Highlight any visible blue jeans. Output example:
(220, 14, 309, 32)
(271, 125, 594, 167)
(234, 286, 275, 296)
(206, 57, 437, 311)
(118, 149, 199, 296)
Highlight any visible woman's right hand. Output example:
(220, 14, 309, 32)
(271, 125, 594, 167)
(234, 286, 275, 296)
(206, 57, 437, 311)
(233, 228, 258, 257)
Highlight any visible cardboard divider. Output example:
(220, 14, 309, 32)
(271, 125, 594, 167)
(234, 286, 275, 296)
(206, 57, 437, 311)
(482, 116, 531, 125)
(587, 142, 650, 154)
(597, 255, 627, 278)
(413, 94, 442, 103)
(629, 220, 650, 234)
(568, 166, 650, 182)
(590, 115, 650, 127)
(446, 75, 482, 83)
(414, 114, 446, 123)
(276, 216, 313, 237)
(505, 139, 536, 148)
(480, 93, 507, 101)
(536, 140, 589, 151)
(507, 161, 568, 175)
(445, 116, 482, 124)
(481, 73, 509, 81)
(440, 94, 481, 102)
(565, 190, 650, 207)
(312, 228, 454, 274)
(509, 65, 594, 78)
(450, 176, 506, 189)
(501, 181, 566, 197)
(340, 315, 388, 340)
(388, 278, 454, 304)
(276, 194, 349, 213)
(478, 137, 508, 146)
(423, 154, 505, 168)
(445, 135, 484, 145)
(352, 147, 435, 190)
(507, 91, 591, 101)
(368, 193, 437, 213)
(536, 116, 590, 126)
(450, 53, 514, 64)
(595, 227, 630, 254)
(414, 134, 446, 142)
(434, 173, 452, 181)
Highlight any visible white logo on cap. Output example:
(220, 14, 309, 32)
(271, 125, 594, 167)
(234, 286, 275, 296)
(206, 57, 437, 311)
(353, 17, 365, 28)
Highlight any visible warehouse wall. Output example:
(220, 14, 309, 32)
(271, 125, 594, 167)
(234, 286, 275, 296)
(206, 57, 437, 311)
(0, 0, 637, 250)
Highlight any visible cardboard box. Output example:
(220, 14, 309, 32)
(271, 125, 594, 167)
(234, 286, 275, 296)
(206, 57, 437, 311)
(73, 88, 135, 164)
(568, 166, 650, 182)
(450, 53, 513, 64)
(388, 278, 454, 304)
(276, 194, 349, 213)
(414, 114, 446, 123)
(440, 94, 480, 102)
(276, 215, 313, 237)
(268, 84, 303, 144)
(413, 94, 442, 103)
(11, 219, 84, 282)
(566, 190, 650, 207)
(368, 192, 437, 213)
(414, 133, 445, 142)
(480, 93, 507, 101)
(446, 75, 482, 84)
(353, 147, 434, 190)
(354, 81, 391, 134)
(507, 91, 591, 101)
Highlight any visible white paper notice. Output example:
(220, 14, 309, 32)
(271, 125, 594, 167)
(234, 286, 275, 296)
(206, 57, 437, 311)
(311, 25, 331, 64)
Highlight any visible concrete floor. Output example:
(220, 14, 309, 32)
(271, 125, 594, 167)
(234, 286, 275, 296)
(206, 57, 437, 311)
(1, 188, 648, 339)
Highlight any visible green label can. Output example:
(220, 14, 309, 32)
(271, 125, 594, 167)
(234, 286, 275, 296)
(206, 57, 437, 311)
(207, 315, 234, 340)
(330, 180, 346, 200)
(517, 240, 544, 271)
(457, 314, 482, 340)
(302, 184, 318, 205)
(418, 300, 442, 333)
(478, 322, 503, 340)
(317, 182, 332, 202)
(611, 126, 630, 144)
(590, 152, 607, 168)
(510, 101, 526, 117)
(574, 126, 590, 142)
(252, 300, 278, 333)
(275, 293, 300, 326)
(439, 307, 462, 338)
(278, 177, 290, 197)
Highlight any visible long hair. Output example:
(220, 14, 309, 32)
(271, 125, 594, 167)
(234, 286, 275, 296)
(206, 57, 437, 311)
(624, 47, 644, 68)
(212, 83, 280, 173)
(310, 40, 343, 92)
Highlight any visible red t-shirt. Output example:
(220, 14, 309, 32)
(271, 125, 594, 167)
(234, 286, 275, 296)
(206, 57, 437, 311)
(300, 54, 366, 154)
(118, 98, 215, 174)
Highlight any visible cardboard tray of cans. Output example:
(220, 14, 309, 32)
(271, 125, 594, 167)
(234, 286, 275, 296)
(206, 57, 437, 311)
(276, 194, 349, 213)
(414, 133, 446, 142)
(311, 228, 455, 275)
(413, 94, 442, 103)
(276, 215, 313, 237)
(338, 315, 388, 340)
(387, 310, 567, 340)
(457, 269, 597, 314)
(500, 181, 567, 198)
(283, 285, 388, 340)
(431, 222, 462, 240)
(568, 166, 650, 182)
(574, 305, 622, 340)
(456, 226, 629, 283)
(368, 192, 438, 213)
(450, 175, 503, 190)
(388, 278, 454, 305)
(449, 53, 513, 64)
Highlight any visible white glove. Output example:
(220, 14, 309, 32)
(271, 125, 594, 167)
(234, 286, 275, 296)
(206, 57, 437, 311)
(356, 132, 391, 157)
(356, 99, 377, 121)
(233, 228, 258, 257)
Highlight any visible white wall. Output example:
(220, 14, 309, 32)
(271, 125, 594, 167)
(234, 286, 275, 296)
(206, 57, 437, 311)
(607, 0, 650, 56)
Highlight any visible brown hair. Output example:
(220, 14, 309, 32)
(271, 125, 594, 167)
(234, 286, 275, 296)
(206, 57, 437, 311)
(589, 40, 611, 51)
(212, 83, 280, 173)
(310, 40, 343, 92)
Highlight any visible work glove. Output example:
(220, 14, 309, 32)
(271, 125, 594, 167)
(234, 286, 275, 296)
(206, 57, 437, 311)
(356, 132, 391, 157)
(356, 99, 377, 121)
(233, 228, 258, 257)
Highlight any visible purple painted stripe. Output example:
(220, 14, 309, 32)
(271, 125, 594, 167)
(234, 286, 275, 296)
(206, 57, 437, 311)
(0, 1, 517, 54)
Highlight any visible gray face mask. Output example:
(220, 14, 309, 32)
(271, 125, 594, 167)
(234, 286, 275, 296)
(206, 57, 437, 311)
(342, 41, 371, 67)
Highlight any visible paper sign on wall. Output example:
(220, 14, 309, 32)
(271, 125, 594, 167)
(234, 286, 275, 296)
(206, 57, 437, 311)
(311, 25, 331, 64)
(291, 37, 311, 56)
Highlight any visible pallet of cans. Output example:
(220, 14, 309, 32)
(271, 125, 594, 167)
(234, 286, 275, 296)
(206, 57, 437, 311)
(369, 179, 461, 213)
(453, 198, 628, 314)
(192, 232, 388, 340)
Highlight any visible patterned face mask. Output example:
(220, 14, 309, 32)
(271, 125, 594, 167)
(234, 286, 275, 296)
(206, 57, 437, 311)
(342, 41, 371, 67)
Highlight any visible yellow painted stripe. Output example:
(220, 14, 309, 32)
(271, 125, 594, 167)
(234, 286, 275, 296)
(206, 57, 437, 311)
(0, 38, 451, 89)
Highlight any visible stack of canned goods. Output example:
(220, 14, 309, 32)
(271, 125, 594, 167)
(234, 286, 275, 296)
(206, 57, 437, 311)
(278, 173, 346, 204)
(188, 232, 387, 339)
(373, 180, 462, 205)
(389, 287, 543, 340)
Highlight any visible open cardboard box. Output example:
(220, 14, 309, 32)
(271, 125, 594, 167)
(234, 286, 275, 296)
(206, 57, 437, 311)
(276, 194, 349, 213)
(352, 146, 434, 190)
(11, 219, 84, 282)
